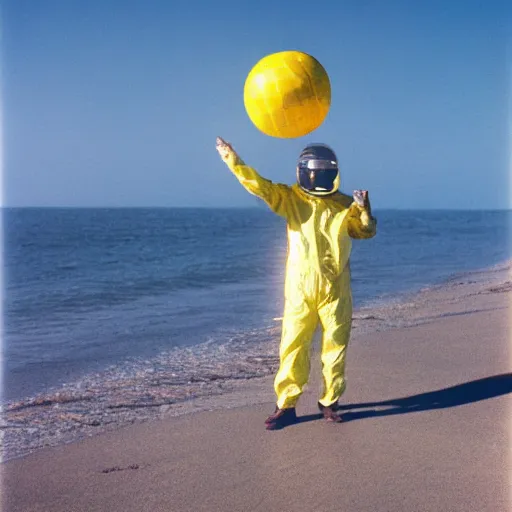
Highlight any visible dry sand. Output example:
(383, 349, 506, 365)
(2, 266, 511, 512)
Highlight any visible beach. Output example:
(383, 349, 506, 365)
(2, 261, 511, 511)
(3, 0, 509, 508)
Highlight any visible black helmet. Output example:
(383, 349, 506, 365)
(296, 143, 339, 196)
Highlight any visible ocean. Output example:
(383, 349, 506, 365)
(3, 207, 511, 404)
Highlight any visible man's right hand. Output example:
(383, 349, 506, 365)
(216, 137, 236, 162)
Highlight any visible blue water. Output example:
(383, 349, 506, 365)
(3, 208, 510, 401)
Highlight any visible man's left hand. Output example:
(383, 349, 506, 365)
(353, 190, 370, 210)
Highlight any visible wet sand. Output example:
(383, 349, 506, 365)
(2, 265, 511, 511)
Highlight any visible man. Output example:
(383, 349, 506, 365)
(216, 137, 377, 430)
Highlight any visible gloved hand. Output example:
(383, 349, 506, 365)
(216, 137, 237, 162)
(353, 190, 371, 211)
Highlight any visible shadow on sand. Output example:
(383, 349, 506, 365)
(295, 373, 512, 425)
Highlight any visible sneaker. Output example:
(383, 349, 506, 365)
(318, 401, 343, 423)
(265, 407, 297, 430)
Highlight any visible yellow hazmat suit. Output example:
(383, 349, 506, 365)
(223, 150, 377, 409)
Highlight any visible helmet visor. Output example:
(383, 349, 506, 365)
(298, 168, 339, 192)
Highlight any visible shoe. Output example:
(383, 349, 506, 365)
(265, 407, 297, 430)
(318, 401, 343, 423)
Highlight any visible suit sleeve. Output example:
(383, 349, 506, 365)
(346, 203, 377, 239)
(224, 152, 292, 219)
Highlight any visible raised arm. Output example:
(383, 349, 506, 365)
(346, 190, 377, 239)
(216, 137, 292, 218)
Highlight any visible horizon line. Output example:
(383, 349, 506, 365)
(2, 206, 511, 212)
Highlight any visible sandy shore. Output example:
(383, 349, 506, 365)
(2, 263, 511, 511)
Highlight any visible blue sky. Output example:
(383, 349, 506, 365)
(2, 0, 510, 209)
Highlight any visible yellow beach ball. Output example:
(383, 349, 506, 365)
(243, 50, 331, 139)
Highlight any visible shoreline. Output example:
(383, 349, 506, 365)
(3, 259, 511, 463)
(3, 257, 510, 512)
